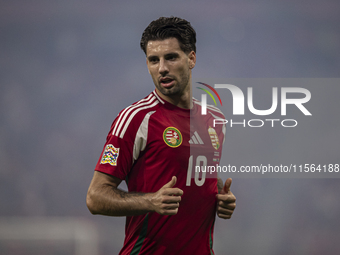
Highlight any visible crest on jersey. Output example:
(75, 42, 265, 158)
(208, 126, 220, 150)
(100, 144, 119, 166)
(163, 127, 182, 148)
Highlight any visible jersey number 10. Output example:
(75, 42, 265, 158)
(186, 155, 207, 186)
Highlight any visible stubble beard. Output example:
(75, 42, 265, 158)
(155, 73, 190, 98)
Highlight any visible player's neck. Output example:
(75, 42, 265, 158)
(155, 86, 192, 109)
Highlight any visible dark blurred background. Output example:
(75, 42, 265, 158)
(1, 0, 340, 254)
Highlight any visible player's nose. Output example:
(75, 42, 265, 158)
(158, 58, 169, 75)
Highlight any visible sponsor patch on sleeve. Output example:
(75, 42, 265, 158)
(100, 144, 119, 166)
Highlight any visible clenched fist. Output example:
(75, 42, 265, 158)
(150, 176, 184, 215)
(216, 178, 236, 219)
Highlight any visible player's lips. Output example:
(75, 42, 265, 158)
(159, 77, 175, 88)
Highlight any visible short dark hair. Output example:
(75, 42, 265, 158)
(140, 16, 196, 55)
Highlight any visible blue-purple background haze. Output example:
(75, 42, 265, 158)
(1, 0, 340, 254)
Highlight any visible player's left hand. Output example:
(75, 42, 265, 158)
(216, 178, 236, 219)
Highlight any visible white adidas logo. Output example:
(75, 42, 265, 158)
(189, 131, 204, 144)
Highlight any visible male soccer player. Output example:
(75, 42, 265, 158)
(86, 17, 236, 255)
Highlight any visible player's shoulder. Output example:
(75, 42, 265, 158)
(192, 97, 225, 119)
(111, 90, 163, 139)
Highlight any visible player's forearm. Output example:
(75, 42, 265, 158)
(86, 184, 154, 216)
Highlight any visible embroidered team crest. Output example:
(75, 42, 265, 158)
(100, 144, 119, 166)
(208, 126, 220, 150)
(163, 127, 182, 148)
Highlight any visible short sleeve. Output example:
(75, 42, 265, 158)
(94, 118, 135, 180)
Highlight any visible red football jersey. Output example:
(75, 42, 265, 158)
(95, 90, 226, 255)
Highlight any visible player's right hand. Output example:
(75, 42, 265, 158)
(150, 176, 183, 215)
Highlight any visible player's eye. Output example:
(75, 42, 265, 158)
(166, 54, 178, 61)
(148, 57, 159, 63)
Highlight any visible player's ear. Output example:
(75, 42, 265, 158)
(146, 59, 151, 74)
(188, 51, 196, 69)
